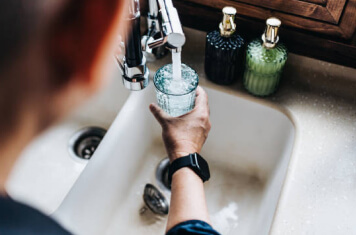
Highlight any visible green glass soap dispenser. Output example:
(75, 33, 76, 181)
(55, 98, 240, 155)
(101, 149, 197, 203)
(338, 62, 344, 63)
(243, 17, 288, 96)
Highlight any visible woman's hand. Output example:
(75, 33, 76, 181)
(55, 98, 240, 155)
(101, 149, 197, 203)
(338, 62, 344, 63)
(149, 86, 211, 162)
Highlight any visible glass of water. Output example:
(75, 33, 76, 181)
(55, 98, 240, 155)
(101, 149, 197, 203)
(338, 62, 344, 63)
(154, 63, 199, 117)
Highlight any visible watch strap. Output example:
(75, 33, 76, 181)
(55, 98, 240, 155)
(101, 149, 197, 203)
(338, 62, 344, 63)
(168, 153, 209, 185)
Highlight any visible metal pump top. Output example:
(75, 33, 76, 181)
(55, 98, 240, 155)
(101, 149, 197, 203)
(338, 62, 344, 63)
(219, 6, 237, 37)
(262, 17, 282, 49)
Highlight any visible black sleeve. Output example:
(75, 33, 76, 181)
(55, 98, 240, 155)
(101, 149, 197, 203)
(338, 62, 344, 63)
(166, 220, 220, 235)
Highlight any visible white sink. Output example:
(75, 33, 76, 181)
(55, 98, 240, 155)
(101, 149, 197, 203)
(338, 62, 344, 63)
(53, 85, 295, 235)
(5, 70, 130, 215)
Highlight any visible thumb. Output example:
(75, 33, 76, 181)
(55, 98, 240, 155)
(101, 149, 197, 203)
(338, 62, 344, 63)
(149, 103, 170, 126)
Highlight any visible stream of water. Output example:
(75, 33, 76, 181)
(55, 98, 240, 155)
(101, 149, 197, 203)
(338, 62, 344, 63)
(172, 51, 182, 80)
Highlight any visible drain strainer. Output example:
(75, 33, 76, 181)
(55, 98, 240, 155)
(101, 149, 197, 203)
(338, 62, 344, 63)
(68, 127, 106, 161)
(156, 157, 171, 191)
(141, 184, 169, 215)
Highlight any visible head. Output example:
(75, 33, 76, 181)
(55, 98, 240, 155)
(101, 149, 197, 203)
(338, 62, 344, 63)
(0, 0, 128, 187)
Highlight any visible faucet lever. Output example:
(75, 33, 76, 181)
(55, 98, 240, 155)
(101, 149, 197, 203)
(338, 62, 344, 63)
(142, 0, 168, 60)
(147, 36, 167, 49)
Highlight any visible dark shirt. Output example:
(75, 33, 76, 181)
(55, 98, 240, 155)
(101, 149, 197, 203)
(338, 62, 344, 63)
(0, 196, 70, 235)
(0, 197, 220, 235)
(166, 220, 220, 235)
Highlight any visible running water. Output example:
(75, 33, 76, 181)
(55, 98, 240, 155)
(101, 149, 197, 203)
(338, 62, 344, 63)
(172, 51, 182, 80)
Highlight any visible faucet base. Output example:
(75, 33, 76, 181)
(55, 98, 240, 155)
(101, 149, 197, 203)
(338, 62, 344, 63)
(122, 70, 149, 91)
(119, 56, 150, 91)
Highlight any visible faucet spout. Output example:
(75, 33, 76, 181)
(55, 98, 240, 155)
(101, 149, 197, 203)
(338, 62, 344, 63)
(147, 0, 185, 52)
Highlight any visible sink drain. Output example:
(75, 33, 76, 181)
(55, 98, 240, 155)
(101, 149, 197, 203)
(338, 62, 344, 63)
(156, 157, 171, 191)
(140, 184, 169, 215)
(68, 127, 106, 161)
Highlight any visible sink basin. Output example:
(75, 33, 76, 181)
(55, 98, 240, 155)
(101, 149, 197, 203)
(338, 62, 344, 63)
(53, 85, 295, 235)
(5, 70, 130, 215)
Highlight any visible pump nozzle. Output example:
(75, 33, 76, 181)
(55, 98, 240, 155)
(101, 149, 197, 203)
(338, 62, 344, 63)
(219, 6, 237, 37)
(262, 17, 282, 49)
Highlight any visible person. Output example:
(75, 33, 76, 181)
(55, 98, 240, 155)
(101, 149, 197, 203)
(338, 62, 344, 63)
(0, 0, 220, 234)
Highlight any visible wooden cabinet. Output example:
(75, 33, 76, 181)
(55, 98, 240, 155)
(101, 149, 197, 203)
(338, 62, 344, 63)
(169, 0, 356, 67)
(231, 0, 345, 24)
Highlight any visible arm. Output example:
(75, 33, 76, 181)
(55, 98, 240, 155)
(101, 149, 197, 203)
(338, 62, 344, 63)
(168, 168, 210, 231)
(149, 86, 212, 232)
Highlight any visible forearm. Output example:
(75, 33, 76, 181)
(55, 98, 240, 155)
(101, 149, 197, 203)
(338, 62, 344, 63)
(166, 167, 210, 232)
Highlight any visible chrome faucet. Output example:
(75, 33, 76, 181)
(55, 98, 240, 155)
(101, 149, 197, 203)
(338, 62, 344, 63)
(117, 0, 149, 91)
(117, 0, 185, 91)
(144, 0, 186, 54)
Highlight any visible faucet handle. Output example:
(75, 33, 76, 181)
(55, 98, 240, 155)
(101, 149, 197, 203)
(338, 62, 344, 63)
(147, 36, 167, 49)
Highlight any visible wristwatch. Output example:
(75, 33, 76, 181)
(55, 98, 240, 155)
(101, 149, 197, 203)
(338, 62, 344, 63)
(168, 153, 210, 184)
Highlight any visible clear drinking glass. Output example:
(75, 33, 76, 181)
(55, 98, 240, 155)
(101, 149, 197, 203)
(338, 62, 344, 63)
(154, 63, 199, 117)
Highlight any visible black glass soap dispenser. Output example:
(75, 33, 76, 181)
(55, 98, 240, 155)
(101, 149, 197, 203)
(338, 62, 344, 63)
(205, 7, 245, 85)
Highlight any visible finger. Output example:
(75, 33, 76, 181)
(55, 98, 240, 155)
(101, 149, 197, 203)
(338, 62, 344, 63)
(194, 86, 209, 110)
(174, 87, 206, 118)
(149, 103, 170, 125)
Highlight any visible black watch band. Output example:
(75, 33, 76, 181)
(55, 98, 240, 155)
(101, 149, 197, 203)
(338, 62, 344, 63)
(168, 153, 210, 185)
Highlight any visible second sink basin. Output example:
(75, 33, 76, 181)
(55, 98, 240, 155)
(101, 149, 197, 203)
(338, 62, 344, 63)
(53, 85, 295, 235)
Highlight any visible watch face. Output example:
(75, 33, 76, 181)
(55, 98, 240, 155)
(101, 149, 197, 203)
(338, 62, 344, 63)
(193, 153, 210, 181)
